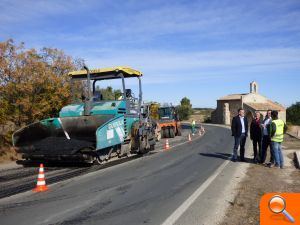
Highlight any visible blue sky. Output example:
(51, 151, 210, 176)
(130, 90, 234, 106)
(1, 0, 300, 108)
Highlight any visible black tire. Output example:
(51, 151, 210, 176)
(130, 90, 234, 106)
(93, 156, 103, 165)
(150, 144, 155, 151)
(169, 127, 175, 138)
(162, 128, 169, 138)
(138, 137, 149, 154)
(177, 127, 182, 136)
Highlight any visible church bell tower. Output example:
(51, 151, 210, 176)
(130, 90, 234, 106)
(250, 81, 258, 94)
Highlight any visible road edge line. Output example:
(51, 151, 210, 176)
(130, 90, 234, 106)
(161, 159, 230, 225)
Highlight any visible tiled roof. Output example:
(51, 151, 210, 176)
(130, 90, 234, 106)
(244, 101, 285, 111)
(219, 93, 248, 100)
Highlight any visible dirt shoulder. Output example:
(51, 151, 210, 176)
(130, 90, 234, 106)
(0, 147, 19, 164)
(219, 134, 300, 225)
(288, 125, 300, 138)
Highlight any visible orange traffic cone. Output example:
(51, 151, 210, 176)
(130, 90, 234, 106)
(164, 139, 170, 150)
(188, 133, 192, 141)
(33, 163, 48, 192)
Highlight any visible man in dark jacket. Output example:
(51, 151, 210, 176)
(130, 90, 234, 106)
(231, 108, 248, 162)
(261, 110, 273, 165)
(250, 111, 262, 163)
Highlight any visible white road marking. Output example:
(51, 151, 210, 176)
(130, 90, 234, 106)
(161, 159, 230, 225)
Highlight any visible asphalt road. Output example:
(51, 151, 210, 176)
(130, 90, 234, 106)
(0, 127, 190, 199)
(0, 125, 234, 225)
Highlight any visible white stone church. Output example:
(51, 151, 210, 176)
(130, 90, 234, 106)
(211, 82, 286, 125)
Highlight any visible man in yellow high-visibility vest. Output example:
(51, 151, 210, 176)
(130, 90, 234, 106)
(191, 120, 196, 136)
(269, 110, 287, 169)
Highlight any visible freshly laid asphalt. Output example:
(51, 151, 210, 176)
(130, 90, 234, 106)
(0, 125, 235, 225)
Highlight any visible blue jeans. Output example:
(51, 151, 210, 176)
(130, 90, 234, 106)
(272, 141, 283, 168)
(233, 134, 247, 160)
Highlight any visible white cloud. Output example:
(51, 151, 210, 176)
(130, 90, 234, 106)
(81, 48, 300, 84)
(1, 1, 299, 101)
(65, 1, 300, 43)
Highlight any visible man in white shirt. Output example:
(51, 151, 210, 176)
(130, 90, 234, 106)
(231, 108, 249, 162)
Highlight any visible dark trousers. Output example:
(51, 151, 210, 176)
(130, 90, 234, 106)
(252, 138, 262, 161)
(261, 135, 274, 163)
(233, 133, 247, 160)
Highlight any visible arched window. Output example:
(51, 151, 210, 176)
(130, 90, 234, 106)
(250, 81, 258, 94)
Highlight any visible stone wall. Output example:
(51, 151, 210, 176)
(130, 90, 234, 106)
(223, 103, 230, 125)
(228, 100, 242, 123)
(211, 99, 242, 125)
(243, 93, 267, 103)
(212, 82, 286, 125)
(243, 104, 255, 124)
(278, 111, 286, 123)
(211, 101, 224, 124)
(289, 125, 300, 137)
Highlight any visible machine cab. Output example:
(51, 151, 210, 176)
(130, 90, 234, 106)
(60, 67, 143, 118)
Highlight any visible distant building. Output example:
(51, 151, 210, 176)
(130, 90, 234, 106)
(211, 81, 286, 125)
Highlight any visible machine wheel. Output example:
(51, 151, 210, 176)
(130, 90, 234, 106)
(169, 127, 175, 138)
(93, 156, 103, 165)
(162, 128, 169, 138)
(177, 127, 182, 136)
(161, 129, 165, 138)
(150, 144, 155, 151)
(138, 137, 149, 154)
(79, 147, 98, 165)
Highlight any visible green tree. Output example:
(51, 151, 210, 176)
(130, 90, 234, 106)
(287, 102, 300, 125)
(95, 86, 122, 100)
(177, 97, 193, 120)
(114, 89, 122, 100)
